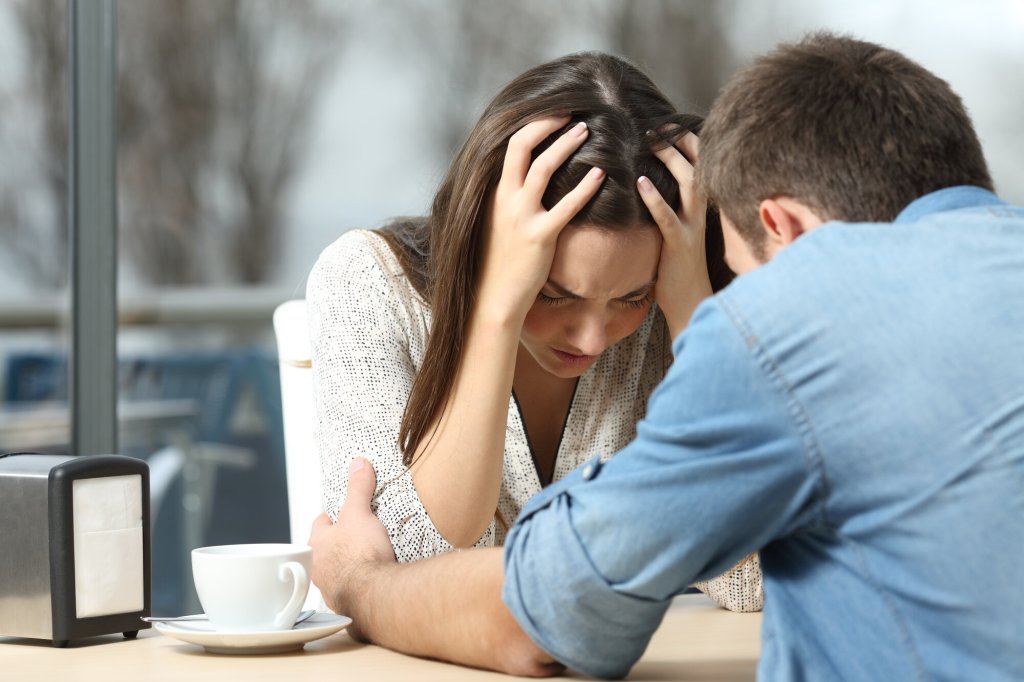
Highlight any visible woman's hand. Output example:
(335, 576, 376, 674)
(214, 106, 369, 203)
(408, 117, 602, 547)
(477, 116, 606, 325)
(637, 131, 713, 339)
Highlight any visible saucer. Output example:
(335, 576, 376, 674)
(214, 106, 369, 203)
(153, 612, 352, 654)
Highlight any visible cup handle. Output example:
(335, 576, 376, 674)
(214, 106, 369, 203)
(273, 561, 310, 629)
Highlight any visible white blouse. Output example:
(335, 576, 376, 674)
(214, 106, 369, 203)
(308, 229, 763, 612)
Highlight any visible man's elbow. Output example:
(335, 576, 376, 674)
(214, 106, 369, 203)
(489, 605, 564, 677)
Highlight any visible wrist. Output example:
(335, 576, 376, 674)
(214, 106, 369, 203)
(469, 295, 530, 336)
(661, 279, 713, 339)
(474, 277, 539, 326)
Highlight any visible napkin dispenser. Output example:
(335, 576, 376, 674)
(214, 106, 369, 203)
(0, 453, 151, 646)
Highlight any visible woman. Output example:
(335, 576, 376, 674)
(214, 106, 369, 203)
(308, 52, 761, 611)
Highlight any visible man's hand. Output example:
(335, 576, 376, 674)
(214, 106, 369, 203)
(308, 457, 395, 637)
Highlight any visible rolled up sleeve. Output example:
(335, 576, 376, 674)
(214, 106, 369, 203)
(503, 457, 670, 678)
(502, 298, 825, 678)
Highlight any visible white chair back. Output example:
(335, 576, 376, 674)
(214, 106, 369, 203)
(273, 299, 325, 610)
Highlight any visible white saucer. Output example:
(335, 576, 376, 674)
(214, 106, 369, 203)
(153, 613, 352, 655)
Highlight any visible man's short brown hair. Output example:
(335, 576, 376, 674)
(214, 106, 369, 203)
(697, 32, 993, 256)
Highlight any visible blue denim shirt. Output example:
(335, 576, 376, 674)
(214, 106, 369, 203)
(502, 187, 1024, 680)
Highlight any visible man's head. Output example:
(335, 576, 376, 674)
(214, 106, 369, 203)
(697, 32, 993, 272)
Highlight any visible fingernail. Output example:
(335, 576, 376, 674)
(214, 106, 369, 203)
(590, 167, 605, 180)
(570, 121, 588, 136)
(637, 176, 652, 192)
(350, 458, 366, 473)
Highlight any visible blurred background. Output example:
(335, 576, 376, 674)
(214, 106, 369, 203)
(1, 0, 1021, 615)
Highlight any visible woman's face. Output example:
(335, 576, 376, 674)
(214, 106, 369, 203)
(520, 224, 662, 379)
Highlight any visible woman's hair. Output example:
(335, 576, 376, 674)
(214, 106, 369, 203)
(697, 32, 993, 258)
(381, 51, 732, 464)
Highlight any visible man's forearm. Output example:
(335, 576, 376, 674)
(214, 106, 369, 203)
(310, 459, 560, 675)
(347, 547, 561, 677)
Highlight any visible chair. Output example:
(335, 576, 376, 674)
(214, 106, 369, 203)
(273, 299, 325, 610)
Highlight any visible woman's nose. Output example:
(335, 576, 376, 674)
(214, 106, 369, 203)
(566, 314, 608, 356)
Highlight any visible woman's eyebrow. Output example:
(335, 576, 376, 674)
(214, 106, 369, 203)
(544, 279, 656, 299)
(544, 279, 581, 298)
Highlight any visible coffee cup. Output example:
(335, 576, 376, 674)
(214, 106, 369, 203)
(191, 543, 312, 631)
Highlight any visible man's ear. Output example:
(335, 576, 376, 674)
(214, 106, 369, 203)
(758, 197, 825, 248)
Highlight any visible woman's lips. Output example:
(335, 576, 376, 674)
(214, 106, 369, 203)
(551, 348, 596, 366)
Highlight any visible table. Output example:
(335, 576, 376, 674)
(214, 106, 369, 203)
(0, 595, 761, 681)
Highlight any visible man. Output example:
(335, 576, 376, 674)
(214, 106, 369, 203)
(309, 33, 1024, 680)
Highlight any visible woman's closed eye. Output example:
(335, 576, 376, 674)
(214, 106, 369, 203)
(618, 293, 652, 309)
(535, 291, 653, 308)
(615, 283, 654, 309)
(537, 291, 571, 306)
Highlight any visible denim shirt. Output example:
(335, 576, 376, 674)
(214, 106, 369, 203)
(502, 187, 1024, 680)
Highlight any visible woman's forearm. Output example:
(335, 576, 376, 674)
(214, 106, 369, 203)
(408, 118, 601, 549)
(409, 307, 524, 547)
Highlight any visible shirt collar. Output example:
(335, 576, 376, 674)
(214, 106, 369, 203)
(895, 185, 1005, 224)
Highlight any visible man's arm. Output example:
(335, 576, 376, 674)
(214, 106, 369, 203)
(311, 297, 823, 679)
(308, 457, 562, 677)
(501, 297, 824, 678)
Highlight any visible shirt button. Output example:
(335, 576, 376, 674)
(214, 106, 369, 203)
(582, 463, 595, 480)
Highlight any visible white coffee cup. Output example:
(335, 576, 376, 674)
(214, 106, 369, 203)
(191, 543, 312, 632)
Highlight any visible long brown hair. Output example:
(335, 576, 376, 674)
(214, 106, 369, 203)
(381, 52, 732, 465)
